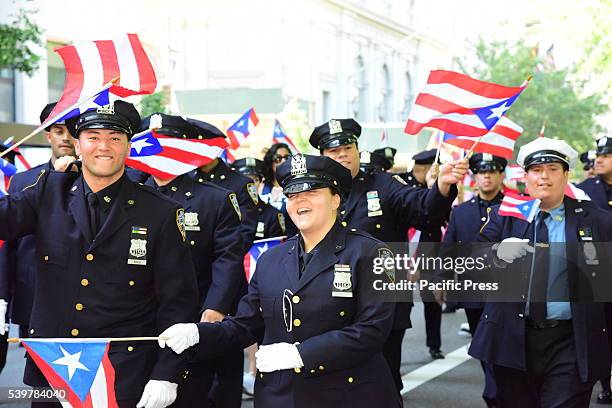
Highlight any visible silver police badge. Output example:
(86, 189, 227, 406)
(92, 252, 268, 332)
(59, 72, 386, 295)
(149, 113, 163, 129)
(96, 104, 114, 115)
(256, 221, 265, 238)
(291, 154, 307, 176)
(329, 119, 343, 135)
(332, 264, 353, 298)
(184, 212, 200, 231)
(367, 190, 382, 217)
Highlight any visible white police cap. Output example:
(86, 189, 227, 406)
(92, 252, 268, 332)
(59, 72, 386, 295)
(517, 137, 577, 170)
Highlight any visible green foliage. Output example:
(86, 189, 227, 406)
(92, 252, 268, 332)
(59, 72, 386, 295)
(456, 39, 607, 155)
(139, 92, 168, 117)
(0, 8, 43, 75)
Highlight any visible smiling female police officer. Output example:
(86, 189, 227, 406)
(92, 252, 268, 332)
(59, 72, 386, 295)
(158, 154, 400, 408)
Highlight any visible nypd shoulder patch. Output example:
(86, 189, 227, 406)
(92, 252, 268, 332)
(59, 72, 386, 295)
(246, 183, 259, 205)
(176, 208, 187, 242)
(229, 193, 242, 221)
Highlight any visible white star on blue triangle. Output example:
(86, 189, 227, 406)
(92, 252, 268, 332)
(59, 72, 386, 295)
(228, 109, 252, 133)
(474, 92, 521, 130)
(130, 132, 163, 157)
(517, 200, 537, 219)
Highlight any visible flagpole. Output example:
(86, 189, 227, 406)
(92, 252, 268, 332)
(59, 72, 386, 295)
(0, 76, 121, 160)
(7, 336, 167, 343)
(432, 129, 442, 163)
(465, 75, 532, 158)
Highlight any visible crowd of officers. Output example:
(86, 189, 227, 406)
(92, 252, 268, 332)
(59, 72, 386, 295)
(0, 99, 610, 408)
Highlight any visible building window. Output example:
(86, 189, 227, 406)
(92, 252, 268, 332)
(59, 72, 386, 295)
(401, 71, 413, 120)
(47, 40, 66, 103)
(377, 64, 392, 121)
(0, 69, 15, 122)
(350, 55, 368, 121)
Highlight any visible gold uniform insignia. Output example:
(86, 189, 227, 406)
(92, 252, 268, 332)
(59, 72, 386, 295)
(392, 175, 407, 186)
(23, 169, 46, 191)
(246, 183, 259, 205)
(479, 207, 492, 234)
(176, 208, 187, 242)
(229, 193, 242, 221)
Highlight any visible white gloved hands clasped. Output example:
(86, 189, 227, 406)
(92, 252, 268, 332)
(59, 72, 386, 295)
(255, 342, 304, 373)
(136, 380, 177, 408)
(496, 238, 534, 264)
(0, 299, 8, 336)
(157, 323, 199, 354)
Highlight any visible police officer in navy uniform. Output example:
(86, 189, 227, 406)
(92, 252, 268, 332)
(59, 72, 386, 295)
(138, 113, 246, 408)
(0, 102, 76, 372)
(577, 136, 611, 212)
(359, 148, 395, 175)
(470, 137, 612, 407)
(0, 101, 199, 408)
(187, 118, 259, 253)
(439, 152, 506, 406)
(579, 150, 596, 179)
(578, 137, 612, 403)
(232, 157, 286, 239)
(159, 153, 402, 408)
(308, 119, 468, 395)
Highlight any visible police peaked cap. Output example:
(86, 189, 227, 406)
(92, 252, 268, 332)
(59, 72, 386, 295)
(232, 157, 265, 178)
(517, 137, 577, 170)
(412, 149, 438, 165)
(140, 113, 198, 139)
(309, 118, 361, 150)
(186, 118, 227, 140)
(596, 136, 611, 155)
(469, 153, 507, 174)
(65, 100, 141, 138)
(40, 102, 65, 131)
(276, 154, 352, 197)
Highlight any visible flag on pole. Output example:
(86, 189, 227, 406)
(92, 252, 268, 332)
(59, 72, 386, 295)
(125, 130, 228, 180)
(381, 129, 389, 146)
(440, 116, 523, 159)
(538, 121, 546, 138)
(405, 70, 527, 136)
(498, 192, 540, 222)
(272, 120, 298, 152)
(244, 236, 285, 282)
(219, 149, 236, 164)
(46, 33, 157, 122)
(227, 108, 259, 149)
(2, 137, 31, 170)
(22, 338, 118, 408)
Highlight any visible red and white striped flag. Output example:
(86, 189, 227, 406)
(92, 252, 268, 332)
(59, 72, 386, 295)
(405, 70, 527, 137)
(564, 183, 591, 201)
(46, 33, 157, 121)
(441, 116, 523, 159)
(227, 108, 259, 149)
(125, 130, 229, 180)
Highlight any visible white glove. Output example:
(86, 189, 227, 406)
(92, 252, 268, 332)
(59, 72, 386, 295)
(158, 323, 199, 354)
(255, 342, 304, 372)
(496, 238, 534, 264)
(136, 380, 178, 408)
(0, 299, 8, 336)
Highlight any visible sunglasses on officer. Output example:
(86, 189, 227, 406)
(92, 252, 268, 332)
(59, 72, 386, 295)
(273, 153, 292, 164)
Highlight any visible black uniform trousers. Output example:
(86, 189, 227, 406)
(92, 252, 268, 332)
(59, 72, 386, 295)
(420, 288, 442, 350)
(493, 323, 594, 408)
(465, 307, 497, 405)
(382, 328, 406, 395)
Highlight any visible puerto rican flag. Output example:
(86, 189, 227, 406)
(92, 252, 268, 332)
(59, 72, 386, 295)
(219, 148, 236, 164)
(564, 183, 591, 201)
(405, 70, 527, 137)
(227, 108, 259, 149)
(441, 116, 523, 159)
(125, 130, 228, 180)
(45, 33, 157, 123)
(244, 236, 285, 282)
(498, 192, 541, 222)
(272, 120, 298, 152)
(22, 338, 118, 408)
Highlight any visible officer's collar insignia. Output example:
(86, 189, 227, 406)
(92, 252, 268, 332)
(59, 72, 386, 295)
(361, 151, 371, 164)
(71, 185, 78, 192)
(483, 153, 493, 161)
(291, 154, 307, 176)
(329, 119, 343, 135)
(96, 104, 115, 115)
(149, 114, 163, 130)
(103, 196, 111, 203)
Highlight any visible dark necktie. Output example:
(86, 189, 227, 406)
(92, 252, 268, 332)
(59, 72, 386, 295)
(87, 192, 99, 237)
(529, 211, 550, 322)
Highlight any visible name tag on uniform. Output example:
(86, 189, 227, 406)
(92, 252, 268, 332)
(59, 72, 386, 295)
(332, 264, 353, 298)
(366, 190, 382, 217)
(128, 226, 148, 266)
(184, 212, 200, 231)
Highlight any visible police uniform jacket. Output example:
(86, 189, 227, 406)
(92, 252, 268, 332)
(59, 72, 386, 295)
(192, 222, 400, 408)
(341, 170, 456, 329)
(577, 176, 612, 212)
(440, 192, 504, 308)
(0, 161, 51, 325)
(0, 170, 199, 400)
(194, 160, 259, 252)
(469, 197, 612, 382)
(255, 202, 286, 239)
(144, 174, 245, 314)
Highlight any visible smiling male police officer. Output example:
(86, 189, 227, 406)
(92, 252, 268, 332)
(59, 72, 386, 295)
(0, 101, 199, 408)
